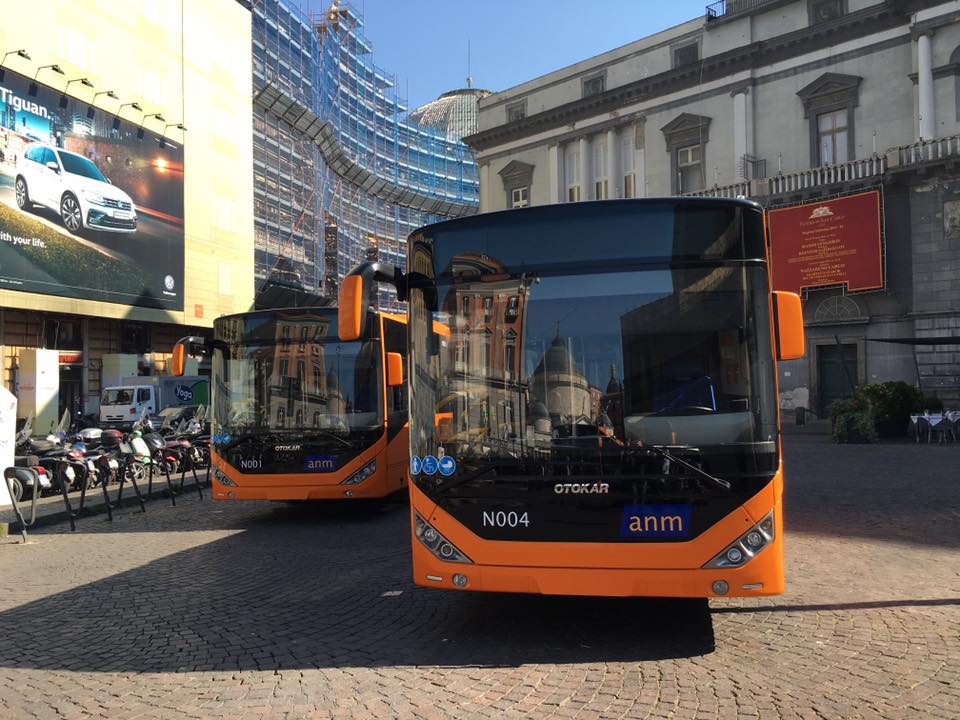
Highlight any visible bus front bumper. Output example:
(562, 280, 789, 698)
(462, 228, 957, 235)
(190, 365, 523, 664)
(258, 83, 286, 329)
(410, 532, 784, 598)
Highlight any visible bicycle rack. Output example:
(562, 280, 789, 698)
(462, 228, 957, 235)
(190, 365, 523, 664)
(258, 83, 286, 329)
(177, 452, 204, 500)
(53, 460, 77, 532)
(148, 449, 179, 507)
(115, 451, 146, 514)
(4, 467, 41, 542)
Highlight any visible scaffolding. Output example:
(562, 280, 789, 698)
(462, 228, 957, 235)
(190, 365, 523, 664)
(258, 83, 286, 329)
(251, 0, 480, 309)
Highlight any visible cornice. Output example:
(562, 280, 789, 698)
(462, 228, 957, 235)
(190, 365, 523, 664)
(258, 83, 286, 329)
(463, 3, 904, 152)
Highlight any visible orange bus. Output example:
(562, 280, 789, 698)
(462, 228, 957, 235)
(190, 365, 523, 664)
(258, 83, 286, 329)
(340, 198, 804, 597)
(173, 306, 409, 501)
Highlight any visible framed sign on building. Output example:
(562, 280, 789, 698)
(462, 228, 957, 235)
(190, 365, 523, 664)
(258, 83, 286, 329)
(767, 190, 883, 295)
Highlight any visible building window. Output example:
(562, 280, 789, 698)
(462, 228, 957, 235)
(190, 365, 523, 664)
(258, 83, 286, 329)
(661, 113, 710, 195)
(677, 144, 704, 193)
(817, 109, 849, 165)
(504, 343, 516, 379)
(506, 295, 520, 319)
(281, 325, 291, 348)
(314, 365, 322, 393)
(483, 296, 493, 321)
(564, 143, 580, 202)
(498, 160, 535, 210)
(592, 136, 608, 200)
(511, 187, 529, 208)
(672, 42, 699, 68)
(279, 359, 289, 378)
(506, 100, 526, 123)
(299, 326, 308, 351)
(809, 0, 845, 25)
(797, 73, 861, 169)
(462, 295, 470, 318)
(624, 174, 636, 199)
(582, 73, 605, 98)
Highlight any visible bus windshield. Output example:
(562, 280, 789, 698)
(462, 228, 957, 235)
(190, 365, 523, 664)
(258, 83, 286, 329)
(408, 201, 779, 490)
(211, 310, 383, 444)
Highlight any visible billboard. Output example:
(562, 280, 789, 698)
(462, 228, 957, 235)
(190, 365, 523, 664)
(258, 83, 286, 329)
(768, 190, 883, 295)
(0, 67, 183, 310)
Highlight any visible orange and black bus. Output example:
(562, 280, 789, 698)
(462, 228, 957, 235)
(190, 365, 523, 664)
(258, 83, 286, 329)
(174, 306, 409, 501)
(340, 198, 804, 597)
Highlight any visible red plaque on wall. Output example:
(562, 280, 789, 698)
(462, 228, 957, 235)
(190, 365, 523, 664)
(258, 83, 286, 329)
(768, 190, 883, 294)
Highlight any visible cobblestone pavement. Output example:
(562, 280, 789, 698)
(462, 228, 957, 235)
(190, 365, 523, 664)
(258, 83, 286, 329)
(0, 433, 958, 719)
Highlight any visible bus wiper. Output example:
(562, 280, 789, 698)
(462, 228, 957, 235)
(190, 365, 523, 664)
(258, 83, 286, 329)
(219, 428, 280, 453)
(644, 445, 731, 491)
(301, 428, 353, 448)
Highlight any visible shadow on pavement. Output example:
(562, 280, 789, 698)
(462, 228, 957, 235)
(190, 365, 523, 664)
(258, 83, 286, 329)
(781, 435, 960, 549)
(712, 597, 960, 614)
(0, 520, 715, 671)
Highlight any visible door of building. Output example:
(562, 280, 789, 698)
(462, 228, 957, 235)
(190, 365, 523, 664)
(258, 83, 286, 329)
(818, 343, 858, 416)
(59, 365, 83, 423)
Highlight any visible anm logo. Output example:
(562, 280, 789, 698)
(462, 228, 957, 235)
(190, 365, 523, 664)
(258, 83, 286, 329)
(304, 454, 337, 472)
(619, 504, 692, 539)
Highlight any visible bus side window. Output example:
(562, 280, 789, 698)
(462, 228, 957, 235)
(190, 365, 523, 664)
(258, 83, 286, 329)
(384, 317, 408, 417)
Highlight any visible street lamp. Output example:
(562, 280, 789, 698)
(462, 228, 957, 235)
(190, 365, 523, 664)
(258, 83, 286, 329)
(0, 49, 30, 82)
(28, 64, 64, 96)
(93, 90, 118, 102)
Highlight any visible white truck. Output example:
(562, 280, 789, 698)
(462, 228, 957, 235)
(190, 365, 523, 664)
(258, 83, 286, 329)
(99, 376, 209, 429)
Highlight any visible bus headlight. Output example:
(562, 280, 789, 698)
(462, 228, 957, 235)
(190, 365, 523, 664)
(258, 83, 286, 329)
(703, 510, 775, 569)
(341, 459, 376, 485)
(413, 510, 472, 564)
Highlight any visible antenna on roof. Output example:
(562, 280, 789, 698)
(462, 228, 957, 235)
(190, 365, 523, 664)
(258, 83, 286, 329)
(466, 39, 472, 88)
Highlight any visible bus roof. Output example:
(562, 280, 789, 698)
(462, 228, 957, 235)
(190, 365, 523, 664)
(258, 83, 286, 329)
(410, 197, 764, 240)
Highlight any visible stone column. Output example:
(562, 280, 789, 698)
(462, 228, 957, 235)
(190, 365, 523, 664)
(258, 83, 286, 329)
(578, 136, 590, 201)
(547, 144, 560, 204)
(479, 162, 491, 212)
(733, 89, 749, 180)
(606, 128, 619, 198)
(917, 31, 935, 140)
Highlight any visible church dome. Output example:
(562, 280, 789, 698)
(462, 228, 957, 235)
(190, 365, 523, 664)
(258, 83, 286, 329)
(408, 87, 491, 141)
(533, 335, 582, 377)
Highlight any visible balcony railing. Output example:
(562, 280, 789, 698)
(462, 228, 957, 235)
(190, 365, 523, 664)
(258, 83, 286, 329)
(705, 0, 780, 21)
(767, 155, 885, 194)
(893, 133, 960, 167)
(685, 180, 752, 198)
(686, 155, 885, 199)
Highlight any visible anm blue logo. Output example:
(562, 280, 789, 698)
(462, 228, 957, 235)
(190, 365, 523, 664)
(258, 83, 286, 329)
(619, 504, 692, 539)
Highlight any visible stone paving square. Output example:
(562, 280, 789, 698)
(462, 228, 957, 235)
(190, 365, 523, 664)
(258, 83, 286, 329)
(0, 428, 958, 719)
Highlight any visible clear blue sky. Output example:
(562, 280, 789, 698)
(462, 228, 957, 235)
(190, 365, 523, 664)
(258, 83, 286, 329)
(309, 0, 712, 110)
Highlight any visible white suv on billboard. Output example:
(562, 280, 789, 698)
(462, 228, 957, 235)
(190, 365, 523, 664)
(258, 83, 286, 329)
(14, 143, 137, 234)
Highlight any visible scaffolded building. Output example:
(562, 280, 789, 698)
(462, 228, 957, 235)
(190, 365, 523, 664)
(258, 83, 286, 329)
(251, 0, 479, 308)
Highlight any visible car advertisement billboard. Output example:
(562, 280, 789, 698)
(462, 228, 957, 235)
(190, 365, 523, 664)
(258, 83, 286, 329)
(0, 67, 183, 310)
(768, 190, 883, 295)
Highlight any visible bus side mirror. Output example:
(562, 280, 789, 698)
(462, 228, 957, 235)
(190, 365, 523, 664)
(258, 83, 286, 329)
(773, 291, 804, 361)
(339, 275, 365, 341)
(386, 352, 403, 386)
(172, 336, 206, 376)
(339, 261, 402, 341)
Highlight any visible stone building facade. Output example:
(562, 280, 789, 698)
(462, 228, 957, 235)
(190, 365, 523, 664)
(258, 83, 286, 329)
(465, 0, 960, 412)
